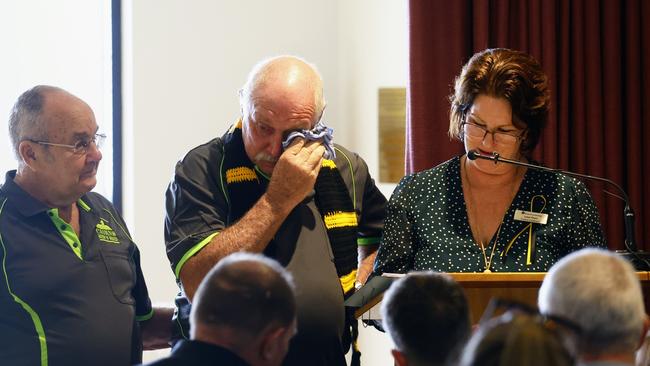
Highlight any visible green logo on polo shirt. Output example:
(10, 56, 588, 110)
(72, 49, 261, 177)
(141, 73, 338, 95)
(96, 219, 120, 244)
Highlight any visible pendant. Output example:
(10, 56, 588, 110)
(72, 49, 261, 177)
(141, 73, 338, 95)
(483, 269, 492, 273)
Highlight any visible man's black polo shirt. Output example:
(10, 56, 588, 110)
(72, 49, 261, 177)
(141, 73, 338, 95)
(0, 170, 153, 366)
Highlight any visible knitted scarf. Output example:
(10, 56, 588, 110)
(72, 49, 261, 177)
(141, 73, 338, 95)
(221, 121, 359, 294)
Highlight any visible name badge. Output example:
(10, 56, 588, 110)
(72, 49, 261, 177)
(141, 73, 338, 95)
(514, 209, 548, 225)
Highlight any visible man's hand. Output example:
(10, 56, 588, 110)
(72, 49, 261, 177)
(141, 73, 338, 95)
(266, 138, 326, 211)
(180, 139, 325, 301)
(357, 245, 379, 286)
(141, 306, 174, 350)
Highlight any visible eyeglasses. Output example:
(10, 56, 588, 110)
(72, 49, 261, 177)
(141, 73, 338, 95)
(479, 297, 582, 336)
(463, 115, 524, 145)
(27, 133, 107, 155)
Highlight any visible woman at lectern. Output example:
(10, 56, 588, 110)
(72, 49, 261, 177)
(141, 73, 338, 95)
(373, 48, 605, 275)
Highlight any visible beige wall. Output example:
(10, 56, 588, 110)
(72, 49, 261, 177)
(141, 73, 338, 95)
(0, 0, 114, 198)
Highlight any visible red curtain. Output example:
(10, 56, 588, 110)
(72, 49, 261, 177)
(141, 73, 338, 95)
(407, 0, 650, 251)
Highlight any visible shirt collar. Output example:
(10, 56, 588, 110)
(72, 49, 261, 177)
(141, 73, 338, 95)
(0, 170, 88, 217)
(172, 340, 250, 365)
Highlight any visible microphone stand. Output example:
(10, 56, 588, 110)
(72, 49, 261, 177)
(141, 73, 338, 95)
(467, 150, 649, 269)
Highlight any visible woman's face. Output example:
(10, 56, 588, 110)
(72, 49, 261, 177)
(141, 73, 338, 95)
(464, 94, 526, 176)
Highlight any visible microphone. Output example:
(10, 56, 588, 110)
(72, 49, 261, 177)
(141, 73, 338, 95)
(467, 150, 639, 256)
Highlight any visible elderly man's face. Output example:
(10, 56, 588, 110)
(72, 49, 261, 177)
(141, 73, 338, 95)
(32, 93, 102, 204)
(241, 85, 317, 175)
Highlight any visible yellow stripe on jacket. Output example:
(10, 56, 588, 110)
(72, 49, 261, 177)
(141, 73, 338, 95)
(323, 211, 358, 229)
(340, 269, 358, 294)
(226, 167, 258, 184)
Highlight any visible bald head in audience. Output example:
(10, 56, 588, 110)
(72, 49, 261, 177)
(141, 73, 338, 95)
(538, 248, 649, 365)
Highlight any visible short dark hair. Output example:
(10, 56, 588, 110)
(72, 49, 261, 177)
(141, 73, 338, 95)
(381, 272, 471, 366)
(461, 313, 574, 366)
(190, 253, 296, 337)
(449, 48, 550, 156)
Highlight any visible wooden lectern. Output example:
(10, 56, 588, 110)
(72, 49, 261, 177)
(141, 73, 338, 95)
(347, 272, 650, 324)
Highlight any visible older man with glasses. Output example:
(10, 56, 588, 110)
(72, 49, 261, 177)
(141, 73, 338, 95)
(0, 85, 173, 366)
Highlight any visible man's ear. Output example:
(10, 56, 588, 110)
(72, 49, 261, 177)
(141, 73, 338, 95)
(391, 348, 408, 366)
(238, 89, 248, 118)
(260, 326, 290, 362)
(636, 315, 650, 350)
(18, 141, 38, 168)
(315, 103, 326, 124)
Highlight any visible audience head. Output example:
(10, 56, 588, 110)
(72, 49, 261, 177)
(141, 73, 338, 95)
(381, 271, 471, 366)
(461, 311, 574, 366)
(238, 55, 326, 175)
(190, 252, 296, 366)
(9, 85, 103, 206)
(538, 248, 648, 361)
(449, 48, 550, 157)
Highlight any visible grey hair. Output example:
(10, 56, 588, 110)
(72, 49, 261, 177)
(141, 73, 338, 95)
(239, 55, 326, 123)
(538, 248, 645, 356)
(8, 85, 60, 161)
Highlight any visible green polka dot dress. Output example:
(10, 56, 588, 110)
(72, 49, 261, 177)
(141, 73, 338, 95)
(373, 156, 606, 274)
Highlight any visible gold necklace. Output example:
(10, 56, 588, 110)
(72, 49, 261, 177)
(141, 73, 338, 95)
(462, 157, 516, 273)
